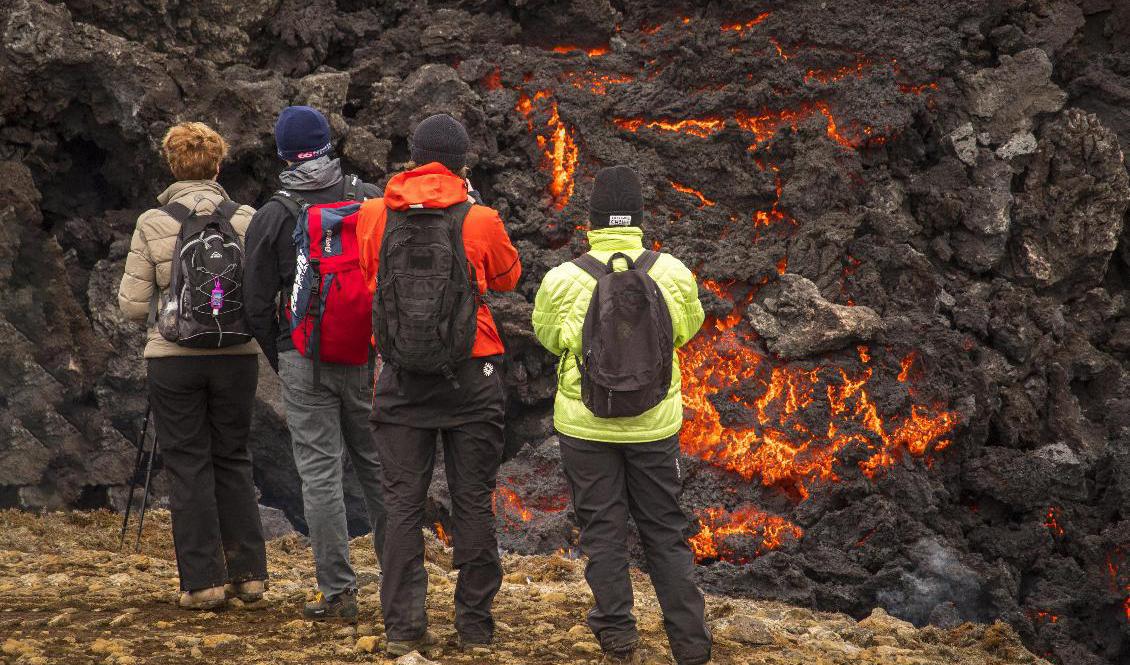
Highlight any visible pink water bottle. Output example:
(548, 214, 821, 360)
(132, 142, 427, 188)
(210, 278, 224, 316)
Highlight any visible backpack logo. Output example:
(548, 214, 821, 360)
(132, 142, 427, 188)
(483, 362, 495, 377)
(608, 214, 633, 226)
(209, 251, 223, 259)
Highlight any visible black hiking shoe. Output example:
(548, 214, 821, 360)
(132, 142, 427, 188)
(386, 630, 439, 657)
(302, 589, 358, 622)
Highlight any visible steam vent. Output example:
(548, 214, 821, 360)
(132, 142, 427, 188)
(1, 1, 1129, 663)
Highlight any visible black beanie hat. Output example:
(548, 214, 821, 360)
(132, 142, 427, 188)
(275, 106, 333, 162)
(410, 114, 470, 172)
(590, 165, 643, 228)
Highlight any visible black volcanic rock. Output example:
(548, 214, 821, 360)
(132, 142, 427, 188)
(1, 0, 1129, 663)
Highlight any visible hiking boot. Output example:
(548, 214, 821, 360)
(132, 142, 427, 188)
(302, 589, 358, 622)
(601, 642, 643, 665)
(178, 585, 226, 610)
(386, 630, 439, 657)
(224, 579, 268, 603)
(458, 633, 492, 652)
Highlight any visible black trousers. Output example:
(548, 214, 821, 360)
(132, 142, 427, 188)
(148, 355, 267, 592)
(371, 356, 506, 643)
(559, 433, 712, 665)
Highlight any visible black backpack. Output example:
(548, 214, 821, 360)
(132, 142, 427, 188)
(573, 250, 673, 418)
(155, 200, 253, 348)
(373, 201, 478, 382)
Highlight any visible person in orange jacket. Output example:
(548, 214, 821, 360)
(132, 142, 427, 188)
(356, 114, 520, 657)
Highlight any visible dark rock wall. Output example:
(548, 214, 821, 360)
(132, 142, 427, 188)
(1, 1, 1128, 663)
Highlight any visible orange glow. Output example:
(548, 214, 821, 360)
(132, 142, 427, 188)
(493, 486, 532, 522)
(614, 117, 726, 138)
(776, 256, 788, 275)
(551, 45, 609, 56)
(900, 81, 939, 95)
(481, 69, 502, 90)
(721, 12, 771, 33)
(857, 345, 871, 364)
(678, 307, 958, 499)
(671, 181, 716, 207)
(434, 522, 451, 546)
(769, 37, 791, 60)
(1044, 507, 1065, 538)
(515, 91, 578, 209)
(1028, 610, 1059, 624)
(617, 103, 882, 150)
(689, 504, 802, 563)
(897, 352, 916, 382)
(805, 59, 871, 85)
(565, 71, 633, 95)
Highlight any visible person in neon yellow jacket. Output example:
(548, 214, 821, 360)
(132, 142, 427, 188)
(531, 165, 711, 665)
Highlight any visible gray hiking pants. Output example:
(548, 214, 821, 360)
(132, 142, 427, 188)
(279, 351, 387, 598)
(559, 433, 712, 665)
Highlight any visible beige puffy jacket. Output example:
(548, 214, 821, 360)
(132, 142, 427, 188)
(118, 180, 261, 359)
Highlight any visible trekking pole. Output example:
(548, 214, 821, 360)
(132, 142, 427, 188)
(119, 405, 151, 551)
(134, 426, 159, 553)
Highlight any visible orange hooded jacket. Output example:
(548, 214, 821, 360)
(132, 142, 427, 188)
(357, 162, 521, 358)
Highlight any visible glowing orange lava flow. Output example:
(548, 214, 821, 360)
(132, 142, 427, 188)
(613, 117, 726, 138)
(493, 486, 533, 522)
(677, 305, 958, 499)
(433, 522, 451, 546)
(721, 12, 771, 33)
(515, 91, 578, 210)
(551, 45, 609, 56)
(671, 181, 716, 207)
(615, 102, 880, 150)
(689, 504, 802, 563)
(565, 71, 633, 95)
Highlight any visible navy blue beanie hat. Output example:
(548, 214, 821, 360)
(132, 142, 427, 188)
(275, 106, 332, 162)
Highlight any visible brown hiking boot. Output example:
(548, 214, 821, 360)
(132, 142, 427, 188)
(224, 579, 267, 603)
(387, 630, 439, 657)
(178, 585, 226, 610)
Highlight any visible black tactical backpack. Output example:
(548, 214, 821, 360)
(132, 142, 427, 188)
(155, 201, 253, 348)
(373, 201, 478, 382)
(573, 250, 674, 418)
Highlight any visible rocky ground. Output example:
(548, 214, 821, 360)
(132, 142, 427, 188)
(0, 510, 1048, 665)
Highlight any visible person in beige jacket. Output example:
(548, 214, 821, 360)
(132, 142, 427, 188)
(118, 122, 268, 610)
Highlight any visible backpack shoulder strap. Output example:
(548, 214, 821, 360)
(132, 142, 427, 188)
(271, 190, 308, 220)
(572, 253, 609, 281)
(159, 202, 193, 226)
(215, 200, 241, 223)
(342, 174, 363, 202)
(633, 249, 661, 273)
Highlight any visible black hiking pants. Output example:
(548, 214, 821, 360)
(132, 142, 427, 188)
(559, 433, 712, 665)
(370, 356, 506, 643)
(148, 355, 267, 592)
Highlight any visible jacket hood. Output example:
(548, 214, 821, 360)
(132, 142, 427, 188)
(384, 162, 471, 211)
(587, 226, 644, 252)
(157, 180, 229, 206)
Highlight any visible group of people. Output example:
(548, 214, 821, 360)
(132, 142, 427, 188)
(117, 105, 711, 665)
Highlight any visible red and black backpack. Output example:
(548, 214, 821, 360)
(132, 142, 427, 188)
(272, 175, 373, 381)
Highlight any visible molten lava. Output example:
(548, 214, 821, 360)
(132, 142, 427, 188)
(565, 71, 633, 95)
(433, 522, 451, 546)
(671, 181, 716, 207)
(613, 117, 726, 138)
(678, 303, 959, 500)
(690, 504, 802, 563)
(494, 485, 533, 523)
(515, 91, 578, 209)
(721, 13, 771, 33)
(550, 45, 609, 56)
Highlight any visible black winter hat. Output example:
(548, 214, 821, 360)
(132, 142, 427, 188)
(275, 106, 333, 162)
(589, 165, 643, 228)
(410, 114, 470, 172)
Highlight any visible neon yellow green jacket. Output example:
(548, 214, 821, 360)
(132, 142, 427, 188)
(532, 227, 705, 443)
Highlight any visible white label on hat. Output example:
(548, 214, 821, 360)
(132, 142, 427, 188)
(609, 215, 633, 226)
